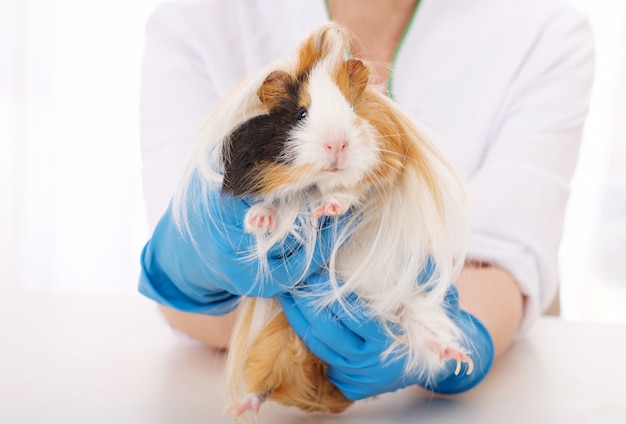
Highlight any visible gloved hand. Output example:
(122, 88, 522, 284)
(278, 269, 495, 400)
(139, 173, 347, 315)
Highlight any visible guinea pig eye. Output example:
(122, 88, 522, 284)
(296, 107, 308, 120)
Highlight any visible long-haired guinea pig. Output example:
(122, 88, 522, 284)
(173, 24, 472, 419)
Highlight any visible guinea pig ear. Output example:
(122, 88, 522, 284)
(257, 70, 291, 109)
(346, 58, 370, 98)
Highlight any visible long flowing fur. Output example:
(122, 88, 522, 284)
(333, 90, 470, 378)
(172, 24, 470, 413)
(225, 297, 353, 413)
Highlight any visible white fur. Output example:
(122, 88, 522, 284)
(287, 59, 380, 194)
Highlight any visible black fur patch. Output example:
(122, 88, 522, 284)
(222, 79, 305, 197)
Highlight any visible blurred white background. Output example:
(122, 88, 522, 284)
(560, 0, 626, 323)
(1, 0, 158, 293)
(1, 1, 625, 322)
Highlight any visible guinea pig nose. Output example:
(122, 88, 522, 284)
(324, 140, 349, 153)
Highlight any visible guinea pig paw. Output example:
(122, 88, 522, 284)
(225, 392, 270, 421)
(244, 204, 277, 234)
(311, 201, 344, 221)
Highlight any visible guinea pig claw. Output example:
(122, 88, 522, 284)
(426, 337, 474, 376)
(438, 348, 474, 376)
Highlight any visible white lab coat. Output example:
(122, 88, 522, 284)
(140, 0, 594, 334)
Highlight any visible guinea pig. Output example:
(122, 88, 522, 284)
(173, 24, 472, 419)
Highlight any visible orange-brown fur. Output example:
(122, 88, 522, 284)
(295, 27, 347, 79)
(355, 89, 445, 217)
(233, 298, 353, 413)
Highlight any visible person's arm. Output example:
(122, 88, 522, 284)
(456, 263, 523, 359)
(159, 306, 237, 350)
(140, 3, 229, 226)
(461, 7, 595, 337)
(140, 4, 220, 338)
(137, 4, 263, 340)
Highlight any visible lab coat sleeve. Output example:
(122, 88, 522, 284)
(139, 3, 220, 229)
(466, 7, 595, 335)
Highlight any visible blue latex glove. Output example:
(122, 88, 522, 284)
(278, 270, 495, 400)
(139, 174, 347, 316)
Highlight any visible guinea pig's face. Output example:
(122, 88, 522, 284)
(290, 59, 380, 191)
(256, 58, 380, 197)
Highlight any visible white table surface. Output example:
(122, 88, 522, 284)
(1, 288, 625, 424)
